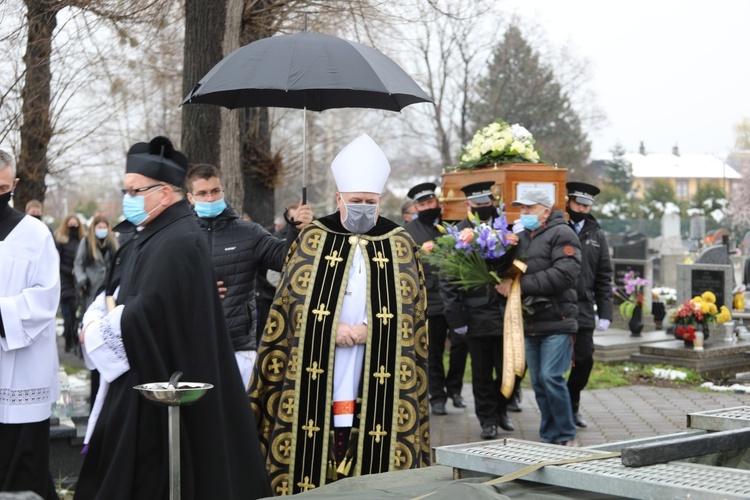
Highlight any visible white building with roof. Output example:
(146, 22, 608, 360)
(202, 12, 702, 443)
(625, 148, 741, 200)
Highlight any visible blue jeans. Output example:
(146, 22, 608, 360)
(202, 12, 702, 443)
(525, 334, 576, 443)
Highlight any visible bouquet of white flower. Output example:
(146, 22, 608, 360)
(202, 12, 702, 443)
(456, 118, 541, 170)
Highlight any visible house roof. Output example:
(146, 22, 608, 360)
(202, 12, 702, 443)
(624, 153, 741, 180)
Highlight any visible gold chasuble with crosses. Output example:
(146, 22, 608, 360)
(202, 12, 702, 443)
(249, 213, 429, 496)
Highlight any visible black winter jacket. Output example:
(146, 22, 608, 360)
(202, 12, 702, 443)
(56, 236, 80, 301)
(405, 217, 444, 317)
(571, 215, 613, 329)
(516, 210, 581, 335)
(196, 204, 293, 352)
(439, 217, 505, 337)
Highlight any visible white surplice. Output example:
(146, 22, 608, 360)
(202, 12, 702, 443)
(0, 215, 60, 423)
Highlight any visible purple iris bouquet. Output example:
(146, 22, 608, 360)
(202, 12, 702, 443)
(421, 207, 518, 290)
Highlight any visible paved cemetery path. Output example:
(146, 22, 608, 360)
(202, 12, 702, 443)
(430, 382, 749, 449)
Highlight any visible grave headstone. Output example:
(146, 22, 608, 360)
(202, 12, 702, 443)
(676, 263, 733, 309)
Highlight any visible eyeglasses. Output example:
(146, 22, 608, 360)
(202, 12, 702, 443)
(121, 184, 164, 197)
(191, 188, 224, 200)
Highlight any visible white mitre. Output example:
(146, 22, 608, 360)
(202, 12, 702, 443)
(331, 134, 390, 194)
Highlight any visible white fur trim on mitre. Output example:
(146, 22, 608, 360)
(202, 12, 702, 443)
(331, 134, 390, 194)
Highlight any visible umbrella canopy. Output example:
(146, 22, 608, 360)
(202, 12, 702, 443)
(181, 31, 431, 112)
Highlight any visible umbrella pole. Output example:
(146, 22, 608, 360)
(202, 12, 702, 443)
(302, 106, 307, 204)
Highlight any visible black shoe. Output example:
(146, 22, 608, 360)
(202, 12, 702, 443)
(506, 399, 521, 412)
(432, 401, 447, 415)
(481, 424, 498, 439)
(451, 394, 466, 408)
(573, 412, 588, 428)
(498, 414, 515, 431)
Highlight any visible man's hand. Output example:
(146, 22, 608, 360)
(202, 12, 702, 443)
(350, 324, 367, 344)
(336, 323, 368, 347)
(217, 280, 227, 299)
(494, 279, 511, 297)
(597, 318, 611, 331)
(295, 200, 313, 229)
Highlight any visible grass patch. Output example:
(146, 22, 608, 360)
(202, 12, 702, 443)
(443, 351, 707, 390)
(61, 364, 87, 377)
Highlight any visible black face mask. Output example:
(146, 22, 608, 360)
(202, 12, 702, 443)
(417, 206, 441, 224)
(567, 207, 586, 223)
(0, 191, 11, 212)
(69, 228, 79, 239)
(471, 205, 496, 222)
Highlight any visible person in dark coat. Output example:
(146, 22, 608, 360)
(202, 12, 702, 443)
(55, 214, 84, 353)
(565, 182, 613, 428)
(75, 136, 271, 499)
(497, 188, 581, 445)
(405, 182, 468, 416)
(440, 181, 515, 439)
(186, 164, 312, 389)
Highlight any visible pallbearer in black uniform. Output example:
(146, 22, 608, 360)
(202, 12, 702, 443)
(404, 182, 468, 415)
(75, 137, 271, 499)
(439, 181, 516, 440)
(250, 134, 429, 495)
(565, 181, 613, 428)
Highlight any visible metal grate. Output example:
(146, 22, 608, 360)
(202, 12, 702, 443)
(688, 405, 750, 431)
(435, 438, 750, 500)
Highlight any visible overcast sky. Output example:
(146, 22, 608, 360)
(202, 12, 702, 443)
(502, 0, 750, 159)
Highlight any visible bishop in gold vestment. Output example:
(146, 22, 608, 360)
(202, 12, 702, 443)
(249, 134, 429, 496)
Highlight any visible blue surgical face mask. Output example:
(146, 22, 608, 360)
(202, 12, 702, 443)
(520, 213, 541, 231)
(343, 203, 378, 234)
(194, 198, 226, 218)
(122, 187, 163, 226)
(95, 228, 109, 239)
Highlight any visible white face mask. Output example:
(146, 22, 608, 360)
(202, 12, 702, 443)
(342, 202, 378, 234)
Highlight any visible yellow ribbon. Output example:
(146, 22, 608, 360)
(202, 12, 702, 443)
(501, 260, 527, 399)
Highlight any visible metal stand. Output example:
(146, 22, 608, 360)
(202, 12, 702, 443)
(134, 372, 213, 500)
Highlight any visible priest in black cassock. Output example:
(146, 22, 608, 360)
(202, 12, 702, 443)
(249, 134, 430, 496)
(75, 137, 270, 499)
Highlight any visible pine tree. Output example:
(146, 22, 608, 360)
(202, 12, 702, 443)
(469, 25, 590, 169)
(603, 143, 633, 194)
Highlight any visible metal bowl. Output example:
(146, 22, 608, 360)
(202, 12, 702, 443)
(134, 382, 214, 406)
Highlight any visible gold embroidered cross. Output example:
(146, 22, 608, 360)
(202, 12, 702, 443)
(282, 397, 294, 416)
(296, 271, 311, 288)
(302, 419, 320, 438)
(308, 233, 322, 249)
(325, 250, 343, 267)
(394, 449, 406, 467)
(297, 476, 316, 492)
(401, 320, 413, 339)
(266, 318, 278, 335)
(373, 365, 391, 385)
(400, 279, 412, 296)
(369, 424, 387, 443)
(269, 357, 284, 374)
(279, 439, 292, 457)
(276, 481, 289, 495)
(397, 406, 409, 424)
(400, 363, 412, 382)
(373, 251, 389, 269)
(289, 353, 299, 373)
(312, 303, 330, 322)
(376, 306, 394, 325)
(306, 361, 324, 380)
(395, 241, 407, 257)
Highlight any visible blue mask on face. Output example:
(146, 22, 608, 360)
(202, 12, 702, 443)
(194, 198, 227, 218)
(122, 188, 162, 226)
(520, 213, 540, 231)
(94, 228, 109, 239)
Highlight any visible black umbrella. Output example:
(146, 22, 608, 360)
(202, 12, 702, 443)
(182, 31, 431, 203)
